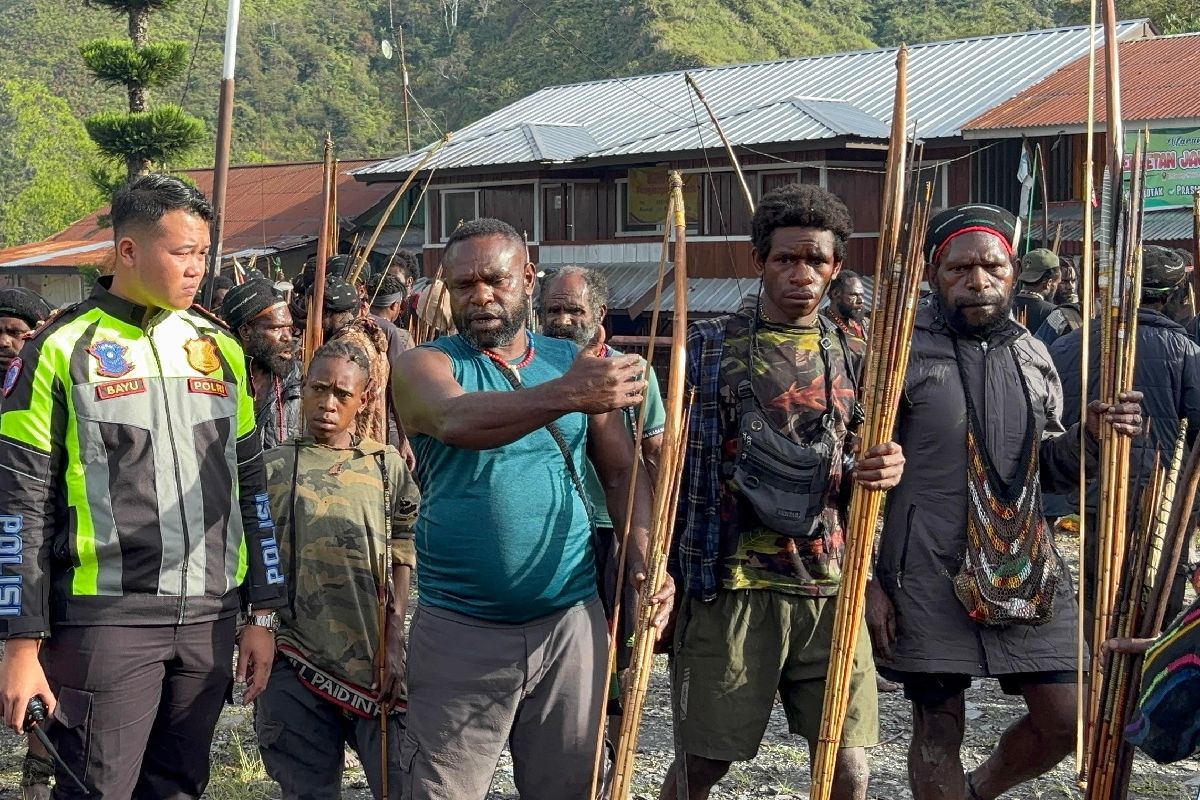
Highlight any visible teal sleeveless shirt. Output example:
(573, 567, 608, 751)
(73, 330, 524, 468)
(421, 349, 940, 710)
(411, 333, 597, 623)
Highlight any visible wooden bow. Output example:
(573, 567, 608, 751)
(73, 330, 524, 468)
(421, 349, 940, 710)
(603, 171, 691, 800)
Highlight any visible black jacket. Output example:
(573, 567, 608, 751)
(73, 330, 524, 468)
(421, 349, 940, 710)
(1050, 308, 1200, 504)
(1014, 292, 1056, 335)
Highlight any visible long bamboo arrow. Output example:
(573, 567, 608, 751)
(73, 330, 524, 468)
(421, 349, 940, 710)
(302, 133, 335, 371)
(810, 46, 928, 800)
(350, 134, 452, 286)
(1075, 0, 1099, 777)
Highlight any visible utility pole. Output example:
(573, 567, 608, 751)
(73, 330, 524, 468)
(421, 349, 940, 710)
(204, 0, 242, 308)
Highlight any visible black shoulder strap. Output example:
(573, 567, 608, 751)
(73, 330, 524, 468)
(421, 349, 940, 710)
(374, 451, 394, 606)
(489, 361, 596, 532)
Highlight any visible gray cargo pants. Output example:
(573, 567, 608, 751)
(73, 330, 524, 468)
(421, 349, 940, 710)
(400, 599, 606, 800)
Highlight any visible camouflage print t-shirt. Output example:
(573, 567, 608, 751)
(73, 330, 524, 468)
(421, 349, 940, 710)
(718, 314, 861, 596)
(265, 436, 419, 692)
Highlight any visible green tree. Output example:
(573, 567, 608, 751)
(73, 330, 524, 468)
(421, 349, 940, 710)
(81, 0, 204, 179)
(0, 80, 104, 247)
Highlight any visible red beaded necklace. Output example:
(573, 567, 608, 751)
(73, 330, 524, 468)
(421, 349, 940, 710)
(482, 333, 535, 373)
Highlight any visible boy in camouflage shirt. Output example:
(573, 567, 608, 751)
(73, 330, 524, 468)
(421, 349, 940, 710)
(256, 340, 420, 800)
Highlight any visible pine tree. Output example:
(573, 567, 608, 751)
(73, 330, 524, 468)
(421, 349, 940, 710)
(80, 0, 204, 181)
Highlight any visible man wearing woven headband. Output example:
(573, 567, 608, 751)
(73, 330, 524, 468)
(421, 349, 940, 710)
(1050, 244, 1200, 631)
(868, 203, 1143, 800)
(223, 279, 302, 450)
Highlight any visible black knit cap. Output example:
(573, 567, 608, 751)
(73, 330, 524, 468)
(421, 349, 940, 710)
(1142, 245, 1189, 293)
(222, 279, 284, 331)
(925, 203, 1018, 263)
(314, 275, 359, 313)
(0, 288, 52, 328)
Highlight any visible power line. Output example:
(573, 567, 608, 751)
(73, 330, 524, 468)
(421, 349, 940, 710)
(179, 0, 212, 107)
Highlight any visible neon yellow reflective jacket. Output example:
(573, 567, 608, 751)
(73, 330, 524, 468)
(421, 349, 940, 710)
(0, 278, 286, 637)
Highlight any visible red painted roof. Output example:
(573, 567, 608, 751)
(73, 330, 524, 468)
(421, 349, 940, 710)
(966, 33, 1200, 132)
(0, 160, 394, 268)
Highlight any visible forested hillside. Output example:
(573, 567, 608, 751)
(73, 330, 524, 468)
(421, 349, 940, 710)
(0, 0, 1193, 245)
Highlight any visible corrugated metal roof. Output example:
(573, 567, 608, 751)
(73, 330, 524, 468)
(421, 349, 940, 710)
(659, 278, 753, 314)
(524, 123, 600, 161)
(1031, 204, 1193, 242)
(357, 21, 1150, 178)
(0, 240, 111, 269)
(0, 160, 395, 269)
(565, 262, 661, 311)
(589, 97, 889, 158)
(966, 33, 1200, 133)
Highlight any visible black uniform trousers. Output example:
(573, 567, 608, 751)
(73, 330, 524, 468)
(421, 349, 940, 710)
(41, 617, 236, 800)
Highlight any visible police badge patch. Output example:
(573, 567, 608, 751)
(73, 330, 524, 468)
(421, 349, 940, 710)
(184, 337, 221, 375)
(2, 357, 22, 397)
(86, 341, 134, 378)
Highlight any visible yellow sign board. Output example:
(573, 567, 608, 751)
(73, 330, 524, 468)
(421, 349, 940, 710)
(626, 169, 701, 227)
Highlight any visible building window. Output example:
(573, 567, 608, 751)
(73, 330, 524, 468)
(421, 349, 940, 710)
(617, 172, 701, 234)
(441, 189, 479, 240)
(911, 161, 949, 209)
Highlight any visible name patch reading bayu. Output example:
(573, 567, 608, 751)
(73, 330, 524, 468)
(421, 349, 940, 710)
(187, 378, 229, 397)
(96, 378, 147, 400)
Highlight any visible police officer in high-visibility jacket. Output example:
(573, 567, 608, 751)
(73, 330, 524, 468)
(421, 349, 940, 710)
(0, 174, 287, 799)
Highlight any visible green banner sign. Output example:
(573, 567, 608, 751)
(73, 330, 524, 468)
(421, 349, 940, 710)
(1124, 127, 1200, 210)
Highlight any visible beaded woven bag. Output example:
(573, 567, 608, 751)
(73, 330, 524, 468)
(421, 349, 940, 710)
(950, 339, 1059, 627)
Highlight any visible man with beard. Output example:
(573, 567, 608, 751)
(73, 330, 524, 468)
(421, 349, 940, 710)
(540, 265, 666, 720)
(392, 218, 674, 800)
(0, 288, 51, 376)
(0, 287, 54, 800)
(223, 279, 302, 449)
(822, 269, 868, 338)
(866, 204, 1142, 800)
(1053, 259, 1077, 306)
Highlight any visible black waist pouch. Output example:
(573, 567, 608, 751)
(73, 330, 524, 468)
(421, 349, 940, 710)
(727, 381, 838, 539)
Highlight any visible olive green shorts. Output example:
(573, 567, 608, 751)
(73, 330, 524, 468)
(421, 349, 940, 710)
(671, 589, 879, 762)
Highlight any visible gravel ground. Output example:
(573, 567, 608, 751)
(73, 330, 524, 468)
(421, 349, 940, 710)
(0, 531, 1197, 799)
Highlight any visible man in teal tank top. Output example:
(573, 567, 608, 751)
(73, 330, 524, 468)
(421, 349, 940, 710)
(392, 218, 675, 800)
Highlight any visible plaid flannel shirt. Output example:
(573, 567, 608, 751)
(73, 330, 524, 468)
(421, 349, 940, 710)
(672, 316, 730, 601)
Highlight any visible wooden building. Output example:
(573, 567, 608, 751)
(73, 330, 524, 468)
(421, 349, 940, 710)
(354, 20, 1153, 327)
(964, 31, 1200, 254)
